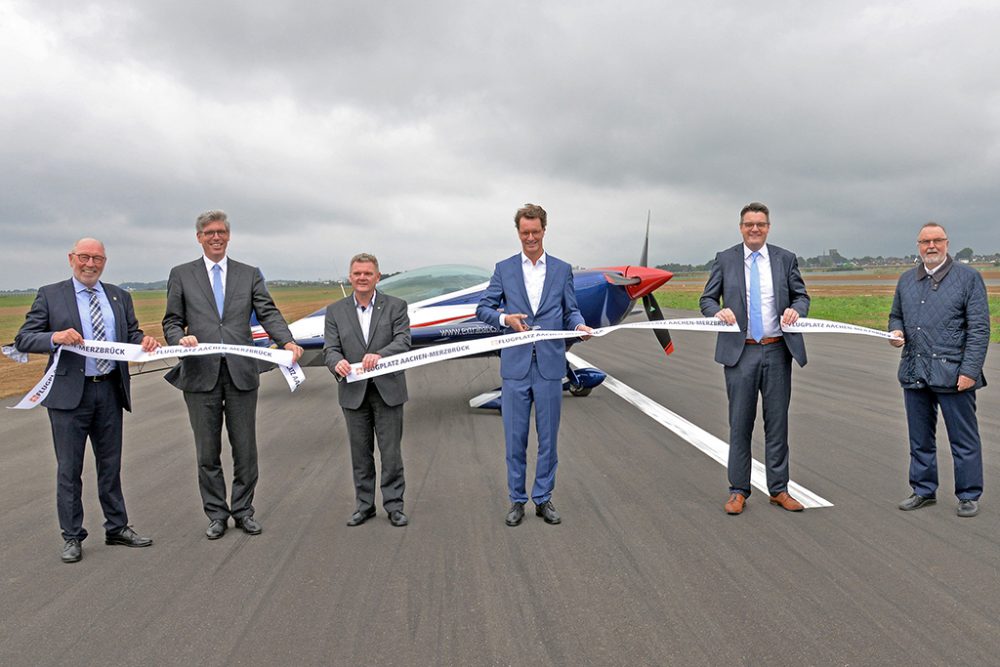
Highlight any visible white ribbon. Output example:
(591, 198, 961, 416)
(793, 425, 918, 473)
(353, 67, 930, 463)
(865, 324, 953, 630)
(2, 345, 29, 364)
(8, 341, 304, 410)
(345, 318, 740, 382)
(345, 315, 900, 382)
(781, 317, 897, 340)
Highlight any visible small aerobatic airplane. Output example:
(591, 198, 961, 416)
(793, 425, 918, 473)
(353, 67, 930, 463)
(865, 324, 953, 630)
(254, 225, 674, 408)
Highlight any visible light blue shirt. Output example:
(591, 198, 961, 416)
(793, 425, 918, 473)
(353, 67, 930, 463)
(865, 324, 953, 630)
(742, 244, 780, 338)
(72, 277, 117, 376)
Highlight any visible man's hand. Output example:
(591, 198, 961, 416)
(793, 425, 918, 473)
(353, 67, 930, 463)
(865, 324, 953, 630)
(576, 324, 594, 341)
(140, 336, 161, 352)
(362, 353, 381, 371)
(888, 330, 905, 348)
(505, 313, 530, 332)
(179, 335, 199, 347)
(780, 308, 800, 326)
(284, 341, 304, 363)
(51, 328, 83, 346)
(714, 308, 736, 325)
(334, 359, 352, 378)
(958, 374, 976, 391)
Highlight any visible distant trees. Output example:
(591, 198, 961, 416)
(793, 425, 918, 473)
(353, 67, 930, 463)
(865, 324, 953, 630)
(956, 247, 974, 261)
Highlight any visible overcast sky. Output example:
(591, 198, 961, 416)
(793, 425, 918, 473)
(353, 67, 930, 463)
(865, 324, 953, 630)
(2, 1, 998, 290)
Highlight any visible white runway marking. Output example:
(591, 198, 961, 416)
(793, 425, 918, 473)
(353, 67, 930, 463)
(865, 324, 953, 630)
(567, 352, 833, 509)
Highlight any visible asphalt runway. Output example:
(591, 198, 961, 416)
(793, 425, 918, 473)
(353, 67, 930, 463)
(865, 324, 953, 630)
(2, 312, 999, 666)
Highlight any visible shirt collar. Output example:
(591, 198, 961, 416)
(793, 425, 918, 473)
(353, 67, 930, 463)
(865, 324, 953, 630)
(917, 254, 953, 282)
(743, 244, 768, 260)
(353, 290, 377, 311)
(521, 252, 547, 267)
(203, 255, 228, 272)
(72, 277, 103, 294)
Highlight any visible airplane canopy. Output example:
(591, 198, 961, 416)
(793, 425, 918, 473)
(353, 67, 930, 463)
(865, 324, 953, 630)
(378, 265, 491, 304)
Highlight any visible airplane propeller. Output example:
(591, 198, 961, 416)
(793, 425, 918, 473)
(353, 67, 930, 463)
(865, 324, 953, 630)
(642, 292, 674, 355)
(595, 213, 675, 356)
(639, 212, 674, 355)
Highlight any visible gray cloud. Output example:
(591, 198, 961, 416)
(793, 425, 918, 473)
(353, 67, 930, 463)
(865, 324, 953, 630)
(2, 0, 998, 290)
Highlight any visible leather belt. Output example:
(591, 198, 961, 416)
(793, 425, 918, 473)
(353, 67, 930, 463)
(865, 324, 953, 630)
(745, 336, 782, 346)
(87, 371, 118, 383)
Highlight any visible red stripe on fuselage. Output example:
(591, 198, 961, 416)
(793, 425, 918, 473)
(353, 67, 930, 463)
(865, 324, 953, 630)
(412, 313, 475, 328)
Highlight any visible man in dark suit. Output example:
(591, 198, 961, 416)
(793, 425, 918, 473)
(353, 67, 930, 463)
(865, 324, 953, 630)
(477, 203, 592, 527)
(15, 238, 159, 563)
(162, 210, 303, 540)
(324, 253, 411, 527)
(699, 202, 810, 515)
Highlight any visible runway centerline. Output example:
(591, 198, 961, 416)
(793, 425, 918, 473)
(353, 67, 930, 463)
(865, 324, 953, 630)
(566, 351, 833, 509)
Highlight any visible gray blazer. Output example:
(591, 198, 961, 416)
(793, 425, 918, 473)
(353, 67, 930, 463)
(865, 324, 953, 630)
(15, 279, 145, 410)
(162, 258, 294, 392)
(323, 292, 410, 409)
(699, 243, 810, 368)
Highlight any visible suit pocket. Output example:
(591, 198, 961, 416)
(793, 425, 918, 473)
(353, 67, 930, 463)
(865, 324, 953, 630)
(927, 346, 961, 390)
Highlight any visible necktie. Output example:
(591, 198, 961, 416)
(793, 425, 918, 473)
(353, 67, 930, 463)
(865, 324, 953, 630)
(749, 251, 763, 342)
(211, 263, 225, 317)
(86, 289, 114, 374)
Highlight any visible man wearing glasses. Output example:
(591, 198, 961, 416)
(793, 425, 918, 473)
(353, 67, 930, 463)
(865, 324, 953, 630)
(162, 210, 303, 539)
(700, 202, 810, 515)
(890, 222, 990, 517)
(15, 238, 160, 562)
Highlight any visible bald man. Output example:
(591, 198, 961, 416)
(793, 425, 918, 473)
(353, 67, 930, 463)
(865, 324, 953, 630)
(15, 238, 160, 563)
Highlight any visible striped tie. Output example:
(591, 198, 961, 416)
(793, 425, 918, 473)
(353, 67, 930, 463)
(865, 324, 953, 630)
(87, 289, 114, 374)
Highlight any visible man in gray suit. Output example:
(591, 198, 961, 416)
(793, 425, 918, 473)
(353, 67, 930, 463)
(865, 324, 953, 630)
(700, 202, 810, 515)
(15, 238, 159, 562)
(162, 210, 303, 540)
(324, 253, 411, 527)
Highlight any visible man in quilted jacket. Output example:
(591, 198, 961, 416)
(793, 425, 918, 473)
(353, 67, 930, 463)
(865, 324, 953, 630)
(889, 222, 990, 517)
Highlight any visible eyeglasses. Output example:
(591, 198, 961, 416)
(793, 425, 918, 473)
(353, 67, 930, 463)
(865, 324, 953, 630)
(199, 229, 229, 237)
(917, 238, 948, 246)
(71, 253, 106, 264)
(740, 222, 770, 229)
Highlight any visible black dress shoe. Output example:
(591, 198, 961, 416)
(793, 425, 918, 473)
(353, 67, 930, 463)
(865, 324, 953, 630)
(535, 500, 562, 525)
(206, 519, 227, 540)
(347, 508, 376, 527)
(105, 526, 153, 547)
(505, 502, 525, 527)
(61, 539, 82, 563)
(235, 515, 262, 535)
(898, 493, 936, 511)
(388, 510, 409, 527)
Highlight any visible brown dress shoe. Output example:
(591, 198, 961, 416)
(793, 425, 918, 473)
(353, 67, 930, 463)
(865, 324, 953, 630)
(769, 491, 804, 511)
(724, 493, 746, 515)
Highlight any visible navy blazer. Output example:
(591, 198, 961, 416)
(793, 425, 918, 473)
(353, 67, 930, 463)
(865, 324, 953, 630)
(476, 253, 585, 381)
(15, 279, 145, 410)
(699, 243, 809, 368)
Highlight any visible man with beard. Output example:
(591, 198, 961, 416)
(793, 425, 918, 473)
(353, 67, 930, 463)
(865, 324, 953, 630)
(890, 222, 990, 517)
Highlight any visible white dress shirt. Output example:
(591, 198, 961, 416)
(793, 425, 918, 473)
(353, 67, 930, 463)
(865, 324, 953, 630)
(354, 291, 376, 344)
(500, 252, 547, 328)
(743, 244, 781, 338)
(521, 251, 547, 314)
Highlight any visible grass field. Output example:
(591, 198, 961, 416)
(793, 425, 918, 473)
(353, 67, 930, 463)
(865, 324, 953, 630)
(2, 278, 998, 400)
(0, 287, 342, 401)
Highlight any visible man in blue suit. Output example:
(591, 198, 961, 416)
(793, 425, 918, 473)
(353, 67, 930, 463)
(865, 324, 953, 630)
(477, 203, 592, 526)
(15, 238, 160, 562)
(699, 202, 810, 515)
